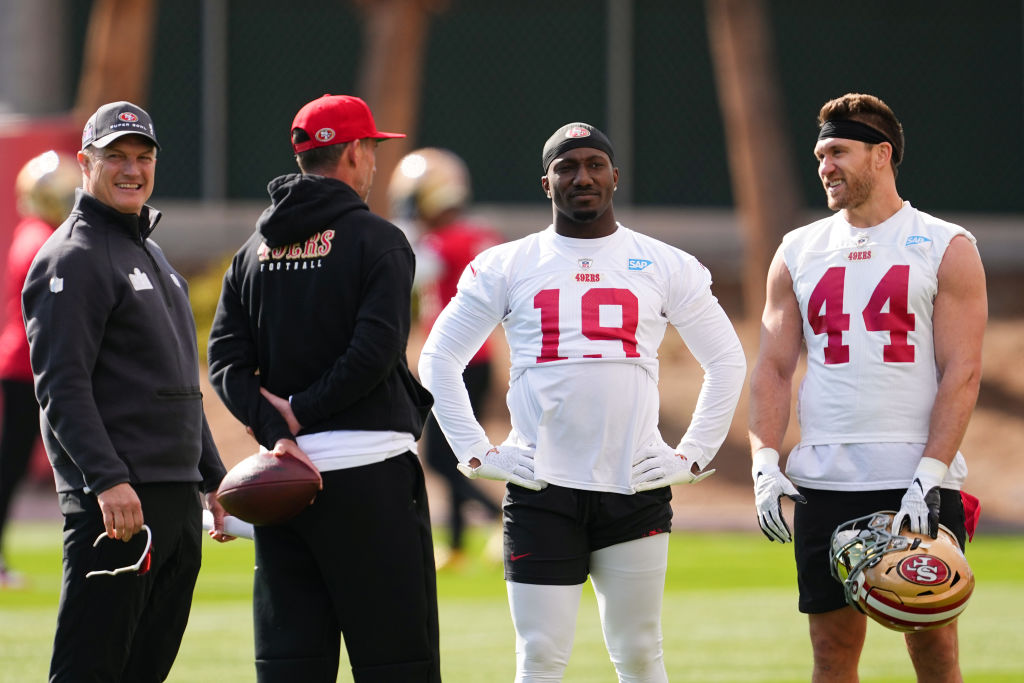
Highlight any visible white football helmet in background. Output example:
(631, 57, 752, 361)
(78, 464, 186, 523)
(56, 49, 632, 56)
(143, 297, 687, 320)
(830, 510, 974, 632)
(387, 147, 472, 289)
(388, 147, 471, 223)
(15, 150, 80, 227)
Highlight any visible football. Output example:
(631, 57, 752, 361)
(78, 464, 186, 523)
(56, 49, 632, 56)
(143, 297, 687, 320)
(215, 451, 320, 525)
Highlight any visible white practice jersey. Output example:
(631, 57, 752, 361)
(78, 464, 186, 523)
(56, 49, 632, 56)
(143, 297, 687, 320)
(419, 223, 745, 494)
(783, 202, 972, 490)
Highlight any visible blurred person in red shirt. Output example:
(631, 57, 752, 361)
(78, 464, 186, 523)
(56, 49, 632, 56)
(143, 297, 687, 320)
(390, 148, 503, 569)
(0, 150, 79, 587)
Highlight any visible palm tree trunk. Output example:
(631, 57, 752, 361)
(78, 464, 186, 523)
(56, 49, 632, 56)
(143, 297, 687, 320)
(706, 0, 802, 320)
(354, 0, 446, 216)
(74, 0, 158, 125)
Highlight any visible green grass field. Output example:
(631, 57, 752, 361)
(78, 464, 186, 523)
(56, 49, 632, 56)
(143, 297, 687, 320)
(1, 523, 1022, 682)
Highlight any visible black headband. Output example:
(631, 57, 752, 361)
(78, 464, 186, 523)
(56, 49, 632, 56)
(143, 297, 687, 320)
(818, 119, 900, 163)
(542, 122, 615, 172)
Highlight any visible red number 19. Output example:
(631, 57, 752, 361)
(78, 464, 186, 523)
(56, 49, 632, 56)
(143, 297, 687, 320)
(534, 288, 640, 362)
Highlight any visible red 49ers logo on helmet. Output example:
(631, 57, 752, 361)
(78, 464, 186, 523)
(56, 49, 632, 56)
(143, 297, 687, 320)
(565, 126, 591, 138)
(896, 554, 950, 585)
(118, 112, 139, 122)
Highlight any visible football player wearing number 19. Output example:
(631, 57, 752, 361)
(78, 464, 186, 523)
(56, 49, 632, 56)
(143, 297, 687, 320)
(418, 122, 745, 682)
(747, 93, 986, 682)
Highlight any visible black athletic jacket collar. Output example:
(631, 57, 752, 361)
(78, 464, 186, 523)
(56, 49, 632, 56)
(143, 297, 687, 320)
(71, 188, 161, 242)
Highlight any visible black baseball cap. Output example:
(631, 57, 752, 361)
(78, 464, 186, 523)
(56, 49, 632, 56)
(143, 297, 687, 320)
(542, 122, 614, 172)
(81, 101, 160, 150)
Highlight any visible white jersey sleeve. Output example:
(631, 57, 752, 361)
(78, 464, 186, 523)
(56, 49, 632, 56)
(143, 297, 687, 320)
(421, 224, 744, 494)
(670, 295, 748, 469)
(418, 254, 507, 464)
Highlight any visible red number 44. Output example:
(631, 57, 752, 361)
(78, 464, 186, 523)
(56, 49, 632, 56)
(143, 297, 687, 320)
(807, 265, 915, 364)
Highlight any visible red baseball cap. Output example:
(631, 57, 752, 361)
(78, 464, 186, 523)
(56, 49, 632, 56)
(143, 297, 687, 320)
(291, 94, 405, 153)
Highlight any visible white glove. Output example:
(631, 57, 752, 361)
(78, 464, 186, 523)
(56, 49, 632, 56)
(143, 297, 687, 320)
(631, 441, 715, 492)
(202, 509, 254, 540)
(457, 445, 546, 491)
(892, 457, 947, 538)
(752, 448, 806, 543)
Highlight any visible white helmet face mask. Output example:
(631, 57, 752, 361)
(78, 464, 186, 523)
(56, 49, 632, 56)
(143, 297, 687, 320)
(830, 510, 974, 632)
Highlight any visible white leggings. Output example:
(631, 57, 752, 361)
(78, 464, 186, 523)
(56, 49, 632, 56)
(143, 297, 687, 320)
(507, 533, 670, 683)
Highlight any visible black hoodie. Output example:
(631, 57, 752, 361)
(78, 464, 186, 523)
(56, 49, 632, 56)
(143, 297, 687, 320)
(208, 173, 432, 449)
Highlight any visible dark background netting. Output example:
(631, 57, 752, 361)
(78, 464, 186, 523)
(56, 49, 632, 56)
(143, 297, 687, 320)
(60, 0, 1024, 212)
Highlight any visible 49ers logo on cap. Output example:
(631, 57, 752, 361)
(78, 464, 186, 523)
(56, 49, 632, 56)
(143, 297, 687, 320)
(896, 554, 950, 585)
(118, 112, 139, 123)
(565, 126, 591, 139)
(315, 128, 336, 143)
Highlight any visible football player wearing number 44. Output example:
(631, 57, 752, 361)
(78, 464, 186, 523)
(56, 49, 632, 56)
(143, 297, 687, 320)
(419, 122, 745, 682)
(748, 93, 987, 682)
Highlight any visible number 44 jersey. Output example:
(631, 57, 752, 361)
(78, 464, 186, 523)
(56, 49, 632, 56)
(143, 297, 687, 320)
(420, 223, 745, 494)
(782, 201, 975, 447)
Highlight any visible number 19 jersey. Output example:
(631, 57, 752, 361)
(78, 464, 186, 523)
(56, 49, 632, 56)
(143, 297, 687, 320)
(783, 201, 974, 446)
(431, 223, 743, 493)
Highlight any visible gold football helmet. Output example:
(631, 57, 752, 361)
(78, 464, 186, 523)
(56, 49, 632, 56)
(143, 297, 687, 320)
(388, 148, 470, 223)
(16, 150, 81, 228)
(830, 510, 973, 632)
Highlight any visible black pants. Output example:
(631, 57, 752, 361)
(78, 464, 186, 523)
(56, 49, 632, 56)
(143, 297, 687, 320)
(252, 452, 441, 683)
(49, 483, 203, 683)
(423, 361, 500, 549)
(793, 486, 967, 614)
(0, 378, 41, 558)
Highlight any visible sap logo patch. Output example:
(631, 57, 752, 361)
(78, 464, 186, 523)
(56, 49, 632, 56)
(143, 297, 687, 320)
(628, 259, 653, 271)
(905, 235, 932, 246)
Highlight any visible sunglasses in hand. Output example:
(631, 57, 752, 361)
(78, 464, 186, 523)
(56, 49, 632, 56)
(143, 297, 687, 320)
(86, 524, 153, 578)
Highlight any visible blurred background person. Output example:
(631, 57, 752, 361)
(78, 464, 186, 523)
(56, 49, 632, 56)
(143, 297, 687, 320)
(0, 150, 79, 588)
(390, 148, 503, 570)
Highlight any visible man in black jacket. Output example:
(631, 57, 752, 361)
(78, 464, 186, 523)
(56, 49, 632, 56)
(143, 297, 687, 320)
(208, 94, 439, 682)
(22, 101, 230, 682)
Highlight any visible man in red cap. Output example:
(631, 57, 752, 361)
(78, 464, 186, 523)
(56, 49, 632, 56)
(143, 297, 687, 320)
(208, 94, 440, 682)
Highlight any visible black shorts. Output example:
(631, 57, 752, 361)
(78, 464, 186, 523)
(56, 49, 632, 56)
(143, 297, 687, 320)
(502, 483, 673, 585)
(793, 487, 967, 614)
